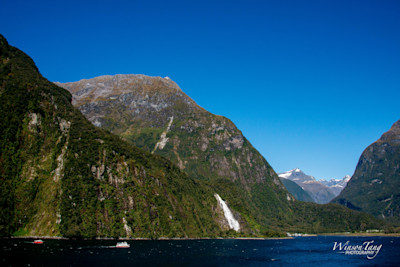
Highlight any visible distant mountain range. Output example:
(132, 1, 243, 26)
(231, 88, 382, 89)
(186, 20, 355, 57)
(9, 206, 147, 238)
(279, 169, 350, 204)
(320, 175, 351, 196)
(333, 120, 400, 224)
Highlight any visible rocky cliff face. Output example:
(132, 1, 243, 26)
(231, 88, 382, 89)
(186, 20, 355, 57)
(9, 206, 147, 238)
(333, 120, 400, 223)
(57, 74, 292, 231)
(57, 75, 281, 187)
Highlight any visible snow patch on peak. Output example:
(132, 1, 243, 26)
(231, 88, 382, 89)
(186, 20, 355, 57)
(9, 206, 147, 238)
(279, 168, 302, 178)
(278, 172, 291, 179)
(278, 168, 315, 181)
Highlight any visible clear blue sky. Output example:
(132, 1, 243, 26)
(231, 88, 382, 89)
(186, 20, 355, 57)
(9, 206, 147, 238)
(1, 0, 399, 180)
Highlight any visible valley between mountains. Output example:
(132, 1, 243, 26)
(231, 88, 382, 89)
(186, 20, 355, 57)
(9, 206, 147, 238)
(0, 34, 392, 238)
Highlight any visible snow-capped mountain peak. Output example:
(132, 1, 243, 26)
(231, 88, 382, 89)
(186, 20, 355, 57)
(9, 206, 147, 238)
(318, 175, 351, 196)
(278, 168, 316, 182)
(279, 169, 351, 204)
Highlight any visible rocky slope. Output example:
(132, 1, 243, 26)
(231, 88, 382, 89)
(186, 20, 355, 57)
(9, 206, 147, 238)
(56, 75, 281, 186)
(57, 73, 384, 233)
(333, 120, 400, 224)
(0, 34, 236, 238)
(57, 74, 294, 232)
(279, 169, 336, 204)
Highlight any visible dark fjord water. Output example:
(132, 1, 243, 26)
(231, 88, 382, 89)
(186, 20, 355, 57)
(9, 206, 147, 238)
(2, 236, 399, 266)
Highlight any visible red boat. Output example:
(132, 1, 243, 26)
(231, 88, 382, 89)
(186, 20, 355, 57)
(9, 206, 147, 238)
(33, 239, 43, 244)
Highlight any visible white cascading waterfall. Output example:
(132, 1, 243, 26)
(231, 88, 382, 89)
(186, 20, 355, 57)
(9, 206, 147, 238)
(214, 193, 240, 231)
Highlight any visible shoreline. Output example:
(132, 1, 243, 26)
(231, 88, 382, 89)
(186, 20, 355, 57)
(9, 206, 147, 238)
(7, 236, 292, 241)
(320, 232, 400, 237)
(5, 233, 400, 241)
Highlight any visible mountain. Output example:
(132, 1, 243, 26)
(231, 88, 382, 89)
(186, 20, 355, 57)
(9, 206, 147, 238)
(278, 169, 336, 204)
(56, 74, 282, 185)
(56, 74, 298, 232)
(0, 34, 235, 238)
(0, 34, 384, 237)
(279, 178, 313, 202)
(320, 175, 351, 196)
(333, 120, 400, 224)
(58, 73, 384, 233)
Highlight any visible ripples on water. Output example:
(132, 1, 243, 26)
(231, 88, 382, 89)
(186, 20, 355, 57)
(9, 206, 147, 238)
(2, 236, 400, 266)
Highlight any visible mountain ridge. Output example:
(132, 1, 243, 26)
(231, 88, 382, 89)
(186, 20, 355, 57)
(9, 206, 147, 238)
(58, 73, 292, 233)
(58, 72, 385, 233)
(55, 74, 203, 112)
(58, 74, 284, 187)
(333, 120, 400, 224)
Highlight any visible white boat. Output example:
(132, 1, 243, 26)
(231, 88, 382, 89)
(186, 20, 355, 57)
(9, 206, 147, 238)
(115, 241, 130, 248)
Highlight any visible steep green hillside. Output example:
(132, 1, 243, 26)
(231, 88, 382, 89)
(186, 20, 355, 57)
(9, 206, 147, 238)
(333, 120, 400, 225)
(290, 202, 383, 233)
(59, 72, 385, 234)
(0, 34, 229, 238)
(280, 178, 313, 202)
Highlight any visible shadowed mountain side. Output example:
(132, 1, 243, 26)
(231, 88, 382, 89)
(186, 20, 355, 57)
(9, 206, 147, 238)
(280, 178, 314, 202)
(333, 120, 400, 225)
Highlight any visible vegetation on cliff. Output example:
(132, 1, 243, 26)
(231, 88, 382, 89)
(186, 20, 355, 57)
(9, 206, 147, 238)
(0, 34, 225, 238)
(333, 120, 400, 225)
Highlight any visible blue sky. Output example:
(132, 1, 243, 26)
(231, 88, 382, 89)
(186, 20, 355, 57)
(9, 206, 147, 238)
(1, 0, 399, 180)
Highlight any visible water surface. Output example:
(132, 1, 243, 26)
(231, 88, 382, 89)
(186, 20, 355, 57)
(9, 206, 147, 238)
(2, 236, 399, 266)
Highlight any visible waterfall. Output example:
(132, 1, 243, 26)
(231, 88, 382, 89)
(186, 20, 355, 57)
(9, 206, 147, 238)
(152, 116, 174, 153)
(214, 194, 240, 231)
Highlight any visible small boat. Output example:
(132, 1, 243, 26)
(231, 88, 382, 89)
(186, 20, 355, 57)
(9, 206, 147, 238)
(115, 241, 130, 248)
(33, 239, 43, 244)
